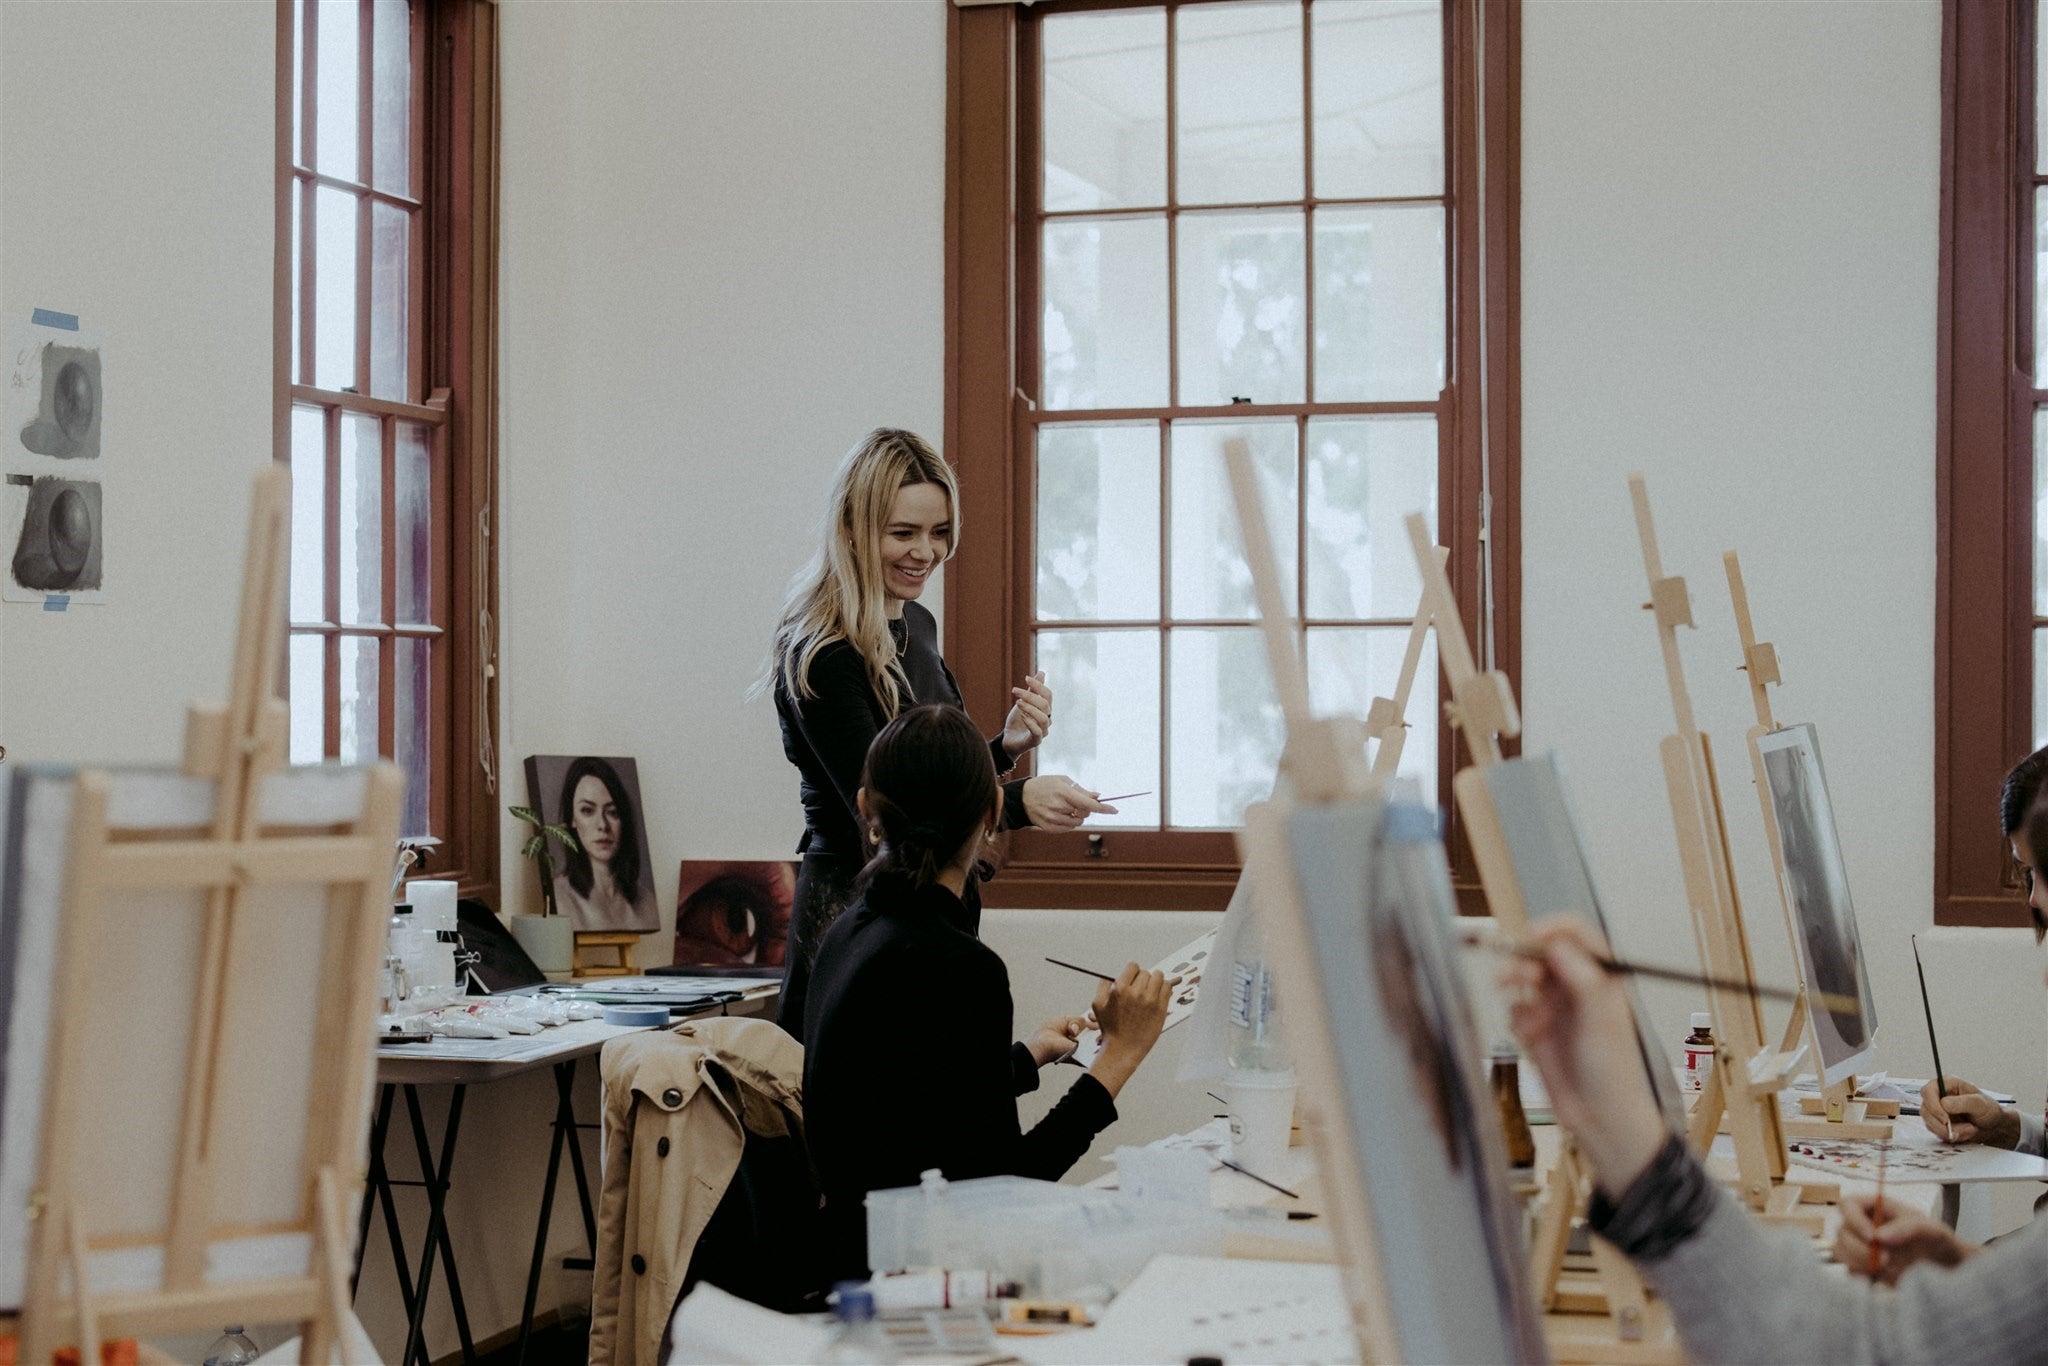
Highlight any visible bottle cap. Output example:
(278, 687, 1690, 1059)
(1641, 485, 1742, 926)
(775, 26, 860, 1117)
(833, 1284, 876, 1322)
(1690, 1011, 1713, 1030)
(393, 903, 413, 915)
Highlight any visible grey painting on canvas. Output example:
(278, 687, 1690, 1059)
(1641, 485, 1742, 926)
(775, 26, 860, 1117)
(1484, 753, 1687, 1129)
(1285, 796, 1549, 1365)
(1756, 724, 1879, 1085)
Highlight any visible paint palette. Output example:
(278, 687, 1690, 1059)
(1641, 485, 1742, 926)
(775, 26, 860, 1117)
(1068, 929, 1217, 1067)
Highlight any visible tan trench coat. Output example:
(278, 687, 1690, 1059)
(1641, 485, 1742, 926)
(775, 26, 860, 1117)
(587, 1015, 806, 1366)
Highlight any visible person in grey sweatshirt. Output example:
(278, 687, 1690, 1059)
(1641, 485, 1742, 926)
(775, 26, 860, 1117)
(1503, 914, 2048, 1364)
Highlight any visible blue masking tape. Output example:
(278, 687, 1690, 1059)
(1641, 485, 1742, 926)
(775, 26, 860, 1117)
(29, 309, 79, 331)
(602, 1003, 670, 1028)
(41, 596, 69, 612)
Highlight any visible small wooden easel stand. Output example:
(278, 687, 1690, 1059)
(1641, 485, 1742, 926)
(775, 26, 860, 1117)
(1724, 553, 1895, 1142)
(14, 466, 402, 1363)
(1402, 513, 1678, 1363)
(572, 931, 638, 978)
(1629, 476, 1831, 1231)
(1362, 546, 1446, 783)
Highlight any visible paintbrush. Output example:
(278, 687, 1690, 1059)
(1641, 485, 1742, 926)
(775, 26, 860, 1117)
(1466, 930, 1863, 1017)
(1911, 934, 1954, 1142)
(1045, 956, 1116, 982)
(1869, 1140, 1888, 1279)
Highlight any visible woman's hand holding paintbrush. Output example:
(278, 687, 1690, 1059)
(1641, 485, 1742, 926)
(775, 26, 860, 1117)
(1917, 1077, 2022, 1148)
(1835, 1177, 1978, 1285)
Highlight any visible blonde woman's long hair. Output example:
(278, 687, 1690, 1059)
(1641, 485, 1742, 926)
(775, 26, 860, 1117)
(759, 428, 961, 719)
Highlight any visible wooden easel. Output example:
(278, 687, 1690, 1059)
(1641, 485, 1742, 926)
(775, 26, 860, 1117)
(573, 930, 638, 978)
(1363, 547, 1447, 783)
(1400, 512, 1678, 1363)
(1724, 552, 1894, 1142)
(1629, 476, 1830, 1229)
(13, 466, 402, 1362)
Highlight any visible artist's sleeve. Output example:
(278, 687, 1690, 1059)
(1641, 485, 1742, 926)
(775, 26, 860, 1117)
(926, 950, 1115, 1183)
(2016, 1109, 2045, 1157)
(788, 647, 884, 817)
(1597, 1136, 2048, 1363)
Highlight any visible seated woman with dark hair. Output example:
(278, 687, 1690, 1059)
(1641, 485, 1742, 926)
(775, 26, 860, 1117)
(802, 703, 1173, 1283)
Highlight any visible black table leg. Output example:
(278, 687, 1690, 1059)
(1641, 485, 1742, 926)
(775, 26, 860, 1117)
(399, 1083, 478, 1366)
(513, 1060, 582, 1366)
(354, 1085, 393, 1296)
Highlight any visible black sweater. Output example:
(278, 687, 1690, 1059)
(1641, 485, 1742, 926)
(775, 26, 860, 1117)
(774, 602, 1028, 859)
(802, 871, 1118, 1282)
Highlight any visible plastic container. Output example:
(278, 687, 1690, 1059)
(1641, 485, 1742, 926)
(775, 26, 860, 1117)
(202, 1326, 260, 1366)
(1224, 912, 1290, 1074)
(816, 1285, 900, 1364)
(865, 1174, 1220, 1304)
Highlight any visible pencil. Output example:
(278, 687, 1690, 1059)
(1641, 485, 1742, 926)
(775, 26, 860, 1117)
(1911, 934, 1954, 1143)
(1471, 932, 1863, 1017)
(1045, 956, 1116, 982)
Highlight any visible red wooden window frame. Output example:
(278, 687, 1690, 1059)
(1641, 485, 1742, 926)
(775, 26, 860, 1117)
(273, 0, 501, 900)
(945, 0, 1520, 910)
(1935, 0, 2039, 927)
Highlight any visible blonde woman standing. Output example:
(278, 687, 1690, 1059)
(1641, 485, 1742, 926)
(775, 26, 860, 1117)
(764, 428, 1114, 1033)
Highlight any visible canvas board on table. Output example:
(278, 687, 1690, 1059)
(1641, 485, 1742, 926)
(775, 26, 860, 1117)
(523, 754, 661, 934)
(1754, 724, 1879, 1086)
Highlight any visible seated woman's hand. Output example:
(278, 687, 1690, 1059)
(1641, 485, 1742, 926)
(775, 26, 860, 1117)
(1501, 917, 1669, 1199)
(1024, 1014, 1088, 1067)
(1083, 964, 1176, 1097)
(1022, 775, 1118, 830)
(1920, 1077, 2021, 1147)
(1835, 1192, 1976, 1284)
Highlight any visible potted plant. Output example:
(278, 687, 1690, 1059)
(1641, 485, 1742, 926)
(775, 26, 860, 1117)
(508, 804, 579, 971)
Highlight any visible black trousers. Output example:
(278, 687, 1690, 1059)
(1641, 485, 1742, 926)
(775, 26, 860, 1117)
(776, 851, 859, 1037)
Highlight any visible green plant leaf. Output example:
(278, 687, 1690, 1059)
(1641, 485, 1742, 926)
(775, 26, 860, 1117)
(521, 833, 544, 861)
(509, 805, 541, 826)
(547, 825, 580, 851)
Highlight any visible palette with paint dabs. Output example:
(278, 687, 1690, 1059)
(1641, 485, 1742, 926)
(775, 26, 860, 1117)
(1068, 928, 1218, 1066)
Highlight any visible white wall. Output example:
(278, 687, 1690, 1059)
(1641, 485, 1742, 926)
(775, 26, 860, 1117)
(0, 1, 276, 765)
(1521, 0, 2047, 1125)
(496, 0, 949, 949)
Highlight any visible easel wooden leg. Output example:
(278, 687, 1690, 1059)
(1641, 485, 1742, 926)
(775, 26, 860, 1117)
(305, 1165, 352, 1366)
(69, 1211, 101, 1366)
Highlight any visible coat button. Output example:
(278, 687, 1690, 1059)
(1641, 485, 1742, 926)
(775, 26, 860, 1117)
(662, 1088, 682, 1106)
(657, 1137, 671, 1157)
(632, 1254, 647, 1275)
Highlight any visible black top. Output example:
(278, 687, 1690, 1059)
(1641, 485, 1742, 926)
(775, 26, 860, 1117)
(802, 870, 1118, 1281)
(774, 601, 1029, 859)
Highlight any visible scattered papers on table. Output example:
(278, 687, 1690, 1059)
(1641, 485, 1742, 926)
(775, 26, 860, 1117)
(1783, 1122, 2048, 1184)
(375, 1016, 650, 1064)
(1006, 1254, 1351, 1366)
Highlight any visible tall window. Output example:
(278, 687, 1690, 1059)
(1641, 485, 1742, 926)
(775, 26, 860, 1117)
(276, 0, 499, 895)
(948, 0, 1519, 909)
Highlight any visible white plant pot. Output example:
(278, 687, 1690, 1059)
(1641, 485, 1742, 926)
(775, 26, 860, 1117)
(510, 914, 575, 973)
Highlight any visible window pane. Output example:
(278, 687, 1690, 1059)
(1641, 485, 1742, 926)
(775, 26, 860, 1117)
(369, 201, 410, 400)
(1314, 204, 1446, 402)
(290, 406, 326, 622)
(372, 0, 411, 195)
(2037, 187, 2048, 384)
(1307, 627, 1438, 802)
(293, 0, 306, 162)
(1176, 1, 1304, 206)
(1043, 8, 1165, 212)
(289, 634, 325, 764)
(1035, 629, 1161, 829)
(1170, 420, 1297, 619)
(1037, 424, 1161, 621)
(1312, 0, 1444, 198)
(314, 185, 359, 391)
(1176, 209, 1306, 406)
(1305, 415, 1438, 619)
(292, 183, 304, 383)
(339, 412, 382, 625)
(1043, 217, 1170, 409)
(315, 0, 360, 181)
(2036, 628, 2048, 755)
(395, 420, 432, 625)
(1168, 627, 1282, 827)
(340, 634, 381, 764)
(2038, 406, 2048, 615)
(2039, 10, 2048, 178)
(394, 635, 429, 836)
